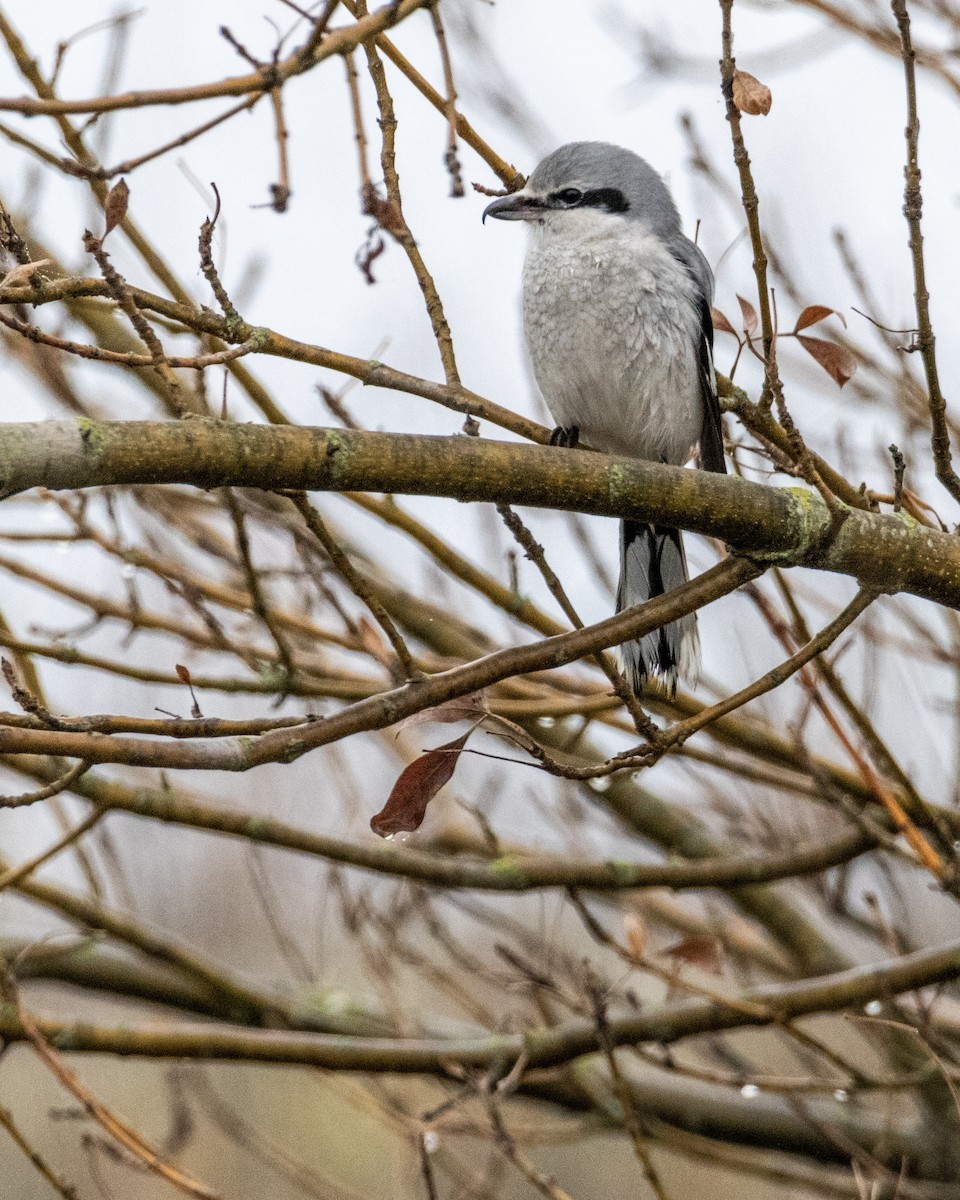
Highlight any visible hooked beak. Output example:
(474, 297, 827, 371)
(482, 192, 544, 224)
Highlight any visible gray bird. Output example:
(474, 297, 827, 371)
(483, 141, 726, 693)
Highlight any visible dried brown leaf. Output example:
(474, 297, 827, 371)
(355, 228, 385, 286)
(0, 258, 54, 288)
(732, 70, 772, 116)
(396, 693, 488, 733)
(661, 934, 724, 975)
(362, 184, 404, 236)
(794, 305, 846, 333)
(103, 178, 129, 239)
(174, 663, 202, 718)
(624, 912, 647, 959)
(798, 335, 858, 388)
(371, 730, 472, 837)
(711, 307, 739, 338)
(736, 294, 759, 338)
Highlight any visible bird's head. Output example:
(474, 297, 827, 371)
(482, 141, 681, 238)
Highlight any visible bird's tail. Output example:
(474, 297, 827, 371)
(617, 519, 700, 695)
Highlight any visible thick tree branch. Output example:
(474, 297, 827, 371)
(0, 420, 957, 606)
(4, 933, 960, 1070)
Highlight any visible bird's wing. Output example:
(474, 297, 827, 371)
(670, 238, 727, 476)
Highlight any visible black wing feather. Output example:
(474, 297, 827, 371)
(668, 239, 727, 476)
(693, 289, 726, 475)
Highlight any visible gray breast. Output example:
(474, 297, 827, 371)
(522, 220, 703, 464)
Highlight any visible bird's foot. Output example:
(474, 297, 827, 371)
(549, 425, 580, 448)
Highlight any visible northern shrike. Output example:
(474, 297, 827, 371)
(483, 141, 725, 693)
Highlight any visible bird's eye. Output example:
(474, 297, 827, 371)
(555, 188, 583, 207)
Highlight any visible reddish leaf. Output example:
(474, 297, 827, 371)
(355, 228, 386, 286)
(711, 307, 739, 338)
(736, 294, 759, 338)
(624, 913, 647, 959)
(103, 178, 129, 239)
(732, 70, 772, 116)
(371, 730, 472, 837)
(794, 305, 846, 333)
(798, 335, 858, 388)
(660, 934, 724, 975)
(175, 663, 203, 718)
(397, 693, 488, 732)
(362, 184, 404, 236)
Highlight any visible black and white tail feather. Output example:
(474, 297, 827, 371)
(618, 521, 700, 694)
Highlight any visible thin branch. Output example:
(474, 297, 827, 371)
(357, 0, 461, 384)
(267, 84, 291, 212)
(82, 229, 188, 416)
(0, 1102, 79, 1199)
(0, 556, 759, 768)
(428, 2, 464, 198)
(718, 0, 776, 395)
(0, 759, 89, 808)
(495, 502, 659, 739)
(64, 95, 262, 180)
(289, 491, 421, 680)
(0, 2, 435, 115)
(9, 985, 225, 1199)
(5, 757, 877, 893)
(0, 807, 106, 890)
(891, 0, 960, 505)
(0, 311, 258, 369)
(224, 489, 296, 691)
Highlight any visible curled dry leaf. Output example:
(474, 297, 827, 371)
(370, 729, 472, 838)
(794, 305, 847, 333)
(396, 693, 488, 732)
(660, 934, 725, 976)
(736, 294, 759, 338)
(711, 307, 739, 338)
(355, 229, 386, 285)
(798, 335, 858, 388)
(732, 69, 773, 116)
(103, 178, 130, 239)
(174, 663, 203, 718)
(0, 258, 54, 289)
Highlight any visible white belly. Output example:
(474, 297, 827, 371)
(522, 223, 703, 464)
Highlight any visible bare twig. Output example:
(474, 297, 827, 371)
(718, 0, 776, 390)
(8, 983, 225, 1199)
(289, 491, 421, 681)
(0, 759, 90, 809)
(890, 0, 960, 505)
(0, 1102, 79, 1199)
(0, 808, 106, 891)
(428, 2, 464, 198)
